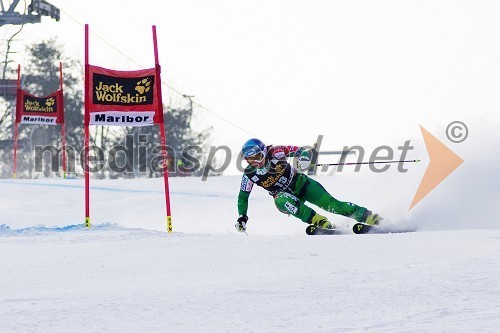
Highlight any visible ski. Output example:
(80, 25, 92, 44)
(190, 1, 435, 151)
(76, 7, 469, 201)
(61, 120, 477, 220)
(306, 225, 346, 235)
(352, 222, 375, 234)
(307, 223, 417, 235)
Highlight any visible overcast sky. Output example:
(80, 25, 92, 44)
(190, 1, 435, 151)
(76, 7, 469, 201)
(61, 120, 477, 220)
(4, 0, 500, 173)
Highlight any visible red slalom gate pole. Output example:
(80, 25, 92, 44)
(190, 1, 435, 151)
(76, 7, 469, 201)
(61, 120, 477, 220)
(12, 64, 21, 179)
(152, 25, 173, 233)
(60, 62, 67, 179)
(84, 24, 91, 228)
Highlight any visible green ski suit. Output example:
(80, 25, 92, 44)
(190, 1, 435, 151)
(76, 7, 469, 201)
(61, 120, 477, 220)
(238, 145, 368, 225)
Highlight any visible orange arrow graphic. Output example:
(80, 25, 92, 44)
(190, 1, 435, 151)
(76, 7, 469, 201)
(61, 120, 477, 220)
(409, 126, 464, 210)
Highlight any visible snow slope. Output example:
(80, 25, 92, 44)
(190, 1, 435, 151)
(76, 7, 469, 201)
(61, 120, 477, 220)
(1, 176, 500, 332)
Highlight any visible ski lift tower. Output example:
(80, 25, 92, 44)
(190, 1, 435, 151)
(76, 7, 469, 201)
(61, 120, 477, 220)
(0, 0, 60, 98)
(0, 0, 60, 27)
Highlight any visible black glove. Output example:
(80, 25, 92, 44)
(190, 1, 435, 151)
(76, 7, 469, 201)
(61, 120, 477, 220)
(235, 215, 248, 232)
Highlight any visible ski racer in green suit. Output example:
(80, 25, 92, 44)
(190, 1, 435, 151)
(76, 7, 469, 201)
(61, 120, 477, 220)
(235, 138, 382, 233)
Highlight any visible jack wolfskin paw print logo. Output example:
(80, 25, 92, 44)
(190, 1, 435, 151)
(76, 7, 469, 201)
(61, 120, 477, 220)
(45, 98, 55, 107)
(135, 78, 151, 94)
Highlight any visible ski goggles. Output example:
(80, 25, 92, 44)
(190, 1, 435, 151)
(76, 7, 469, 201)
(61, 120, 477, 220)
(244, 152, 264, 165)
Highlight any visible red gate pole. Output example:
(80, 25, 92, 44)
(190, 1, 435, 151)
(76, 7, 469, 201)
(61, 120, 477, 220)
(152, 25, 173, 233)
(84, 25, 91, 228)
(12, 64, 21, 179)
(59, 62, 67, 179)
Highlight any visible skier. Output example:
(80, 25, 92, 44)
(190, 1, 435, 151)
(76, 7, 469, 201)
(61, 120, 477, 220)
(235, 138, 382, 233)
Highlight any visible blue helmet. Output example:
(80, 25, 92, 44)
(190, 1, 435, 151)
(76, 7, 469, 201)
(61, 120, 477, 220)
(241, 138, 267, 158)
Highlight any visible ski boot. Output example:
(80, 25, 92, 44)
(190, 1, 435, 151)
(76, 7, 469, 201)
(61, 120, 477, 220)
(311, 213, 335, 230)
(362, 210, 382, 226)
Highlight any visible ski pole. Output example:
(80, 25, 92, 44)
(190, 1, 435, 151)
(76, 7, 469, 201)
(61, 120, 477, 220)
(312, 159, 420, 167)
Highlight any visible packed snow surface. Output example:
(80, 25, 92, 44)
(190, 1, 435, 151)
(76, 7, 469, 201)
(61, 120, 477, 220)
(1, 176, 499, 332)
